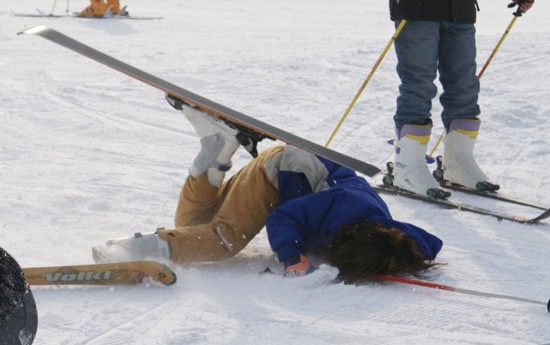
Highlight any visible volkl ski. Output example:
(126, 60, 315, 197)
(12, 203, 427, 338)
(18, 25, 381, 178)
(23, 261, 177, 286)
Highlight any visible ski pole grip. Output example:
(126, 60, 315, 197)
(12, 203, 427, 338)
(508, 0, 534, 16)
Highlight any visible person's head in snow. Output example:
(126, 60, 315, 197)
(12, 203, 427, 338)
(92, 95, 442, 283)
(0, 247, 38, 345)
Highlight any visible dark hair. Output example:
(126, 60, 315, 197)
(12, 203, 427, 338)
(323, 221, 439, 284)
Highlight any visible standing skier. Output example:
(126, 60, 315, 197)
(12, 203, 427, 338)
(388, 0, 534, 198)
(0, 247, 38, 345)
(93, 95, 443, 282)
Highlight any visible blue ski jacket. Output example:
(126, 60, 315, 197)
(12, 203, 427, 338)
(265, 153, 443, 262)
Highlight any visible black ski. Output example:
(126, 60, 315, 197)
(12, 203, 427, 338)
(18, 26, 380, 178)
(374, 184, 550, 224)
(431, 156, 548, 211)
(438, 180, 549, 211)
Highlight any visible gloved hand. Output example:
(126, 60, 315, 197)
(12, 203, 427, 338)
(508, 0, 534, 15)
(283, 255, 315, 277)
(397, 0, 422, 20)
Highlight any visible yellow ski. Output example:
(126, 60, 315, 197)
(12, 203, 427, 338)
(23, 261, 177, 286)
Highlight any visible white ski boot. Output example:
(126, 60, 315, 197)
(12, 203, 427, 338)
(166, 95, 241, 186)
(92, 232, 170, 263)
(392, 124, 450, 199)
(166, 94, 273, 186)
(166, 94, 271, 158)
(442, 118, 499, 191)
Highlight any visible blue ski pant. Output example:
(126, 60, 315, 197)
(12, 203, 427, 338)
(393, 20, 481, 131)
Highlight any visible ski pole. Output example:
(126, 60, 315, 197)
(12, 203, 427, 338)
(477, 15, 519, 79)
(325, 19, 407, 147)
(428, 11, 521, 158)
(50, 0, 58, 15)
(374, 274, 550, 313)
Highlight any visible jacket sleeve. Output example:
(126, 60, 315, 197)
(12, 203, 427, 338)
(265, 190, 342, 262)
(265, 202, 306, 262)
(265, 186, 372, 262)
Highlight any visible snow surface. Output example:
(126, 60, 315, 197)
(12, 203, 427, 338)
(2, 0, 550, 344)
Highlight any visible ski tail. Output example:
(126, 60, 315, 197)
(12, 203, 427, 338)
(23, 261, 177, 286)
(374, 184, 550, 224)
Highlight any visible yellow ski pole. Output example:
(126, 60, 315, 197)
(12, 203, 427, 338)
(325, 19, 407, 147)
(477, 15, 519, 79)
(428, 13, 521, 158)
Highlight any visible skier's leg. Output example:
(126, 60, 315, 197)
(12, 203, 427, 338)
(166, 94, 271, 160)
(106, 0, 120, 14)
(392, 21, 449, 198)
(177, 102, 241, 188)
(438, 22, 480, 129)
(93, 95, 280, 264)
(393, 21, 439, 132)
(157, 146, 283, 263)
(437, 23, 498, 191)
(91, 100, 242, 263)
(173, 174, 222, 227)
(93, 146, 283, 264)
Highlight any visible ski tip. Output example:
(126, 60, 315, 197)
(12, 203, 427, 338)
(547, 297, 550, 313)
(157, 263, 177, 286)
(17, 25, 48, 36)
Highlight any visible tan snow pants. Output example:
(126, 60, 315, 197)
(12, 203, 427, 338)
(156, 146, 283, 263)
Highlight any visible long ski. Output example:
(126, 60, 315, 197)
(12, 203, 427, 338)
(23, 261, 177, 286)
(74, 13, 163, 20)
(438, 180, 549, 211)
(11, 9, 162, 20)
(432, 156, 548, 210)
(18, 25, 380, 178)
(374, 184, 550, 224)
(11, 10, 63, 18)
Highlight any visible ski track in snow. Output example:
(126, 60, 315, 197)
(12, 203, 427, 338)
(2, 0, 550, 344)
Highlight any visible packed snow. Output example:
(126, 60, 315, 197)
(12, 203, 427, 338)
(2, 0, 549, 344)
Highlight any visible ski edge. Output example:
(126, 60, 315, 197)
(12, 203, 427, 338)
(11, 10, 162, 20)
(18, 25, 380, 178)
(374, 184, 550, 224)
(11, 10, 62, 18)
(23, 260, 177, 286)
(439, 180, 549, 211)
(381, 159, 549, 212)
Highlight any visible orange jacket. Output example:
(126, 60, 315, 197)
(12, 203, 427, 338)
(80, 0, 120, 16)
